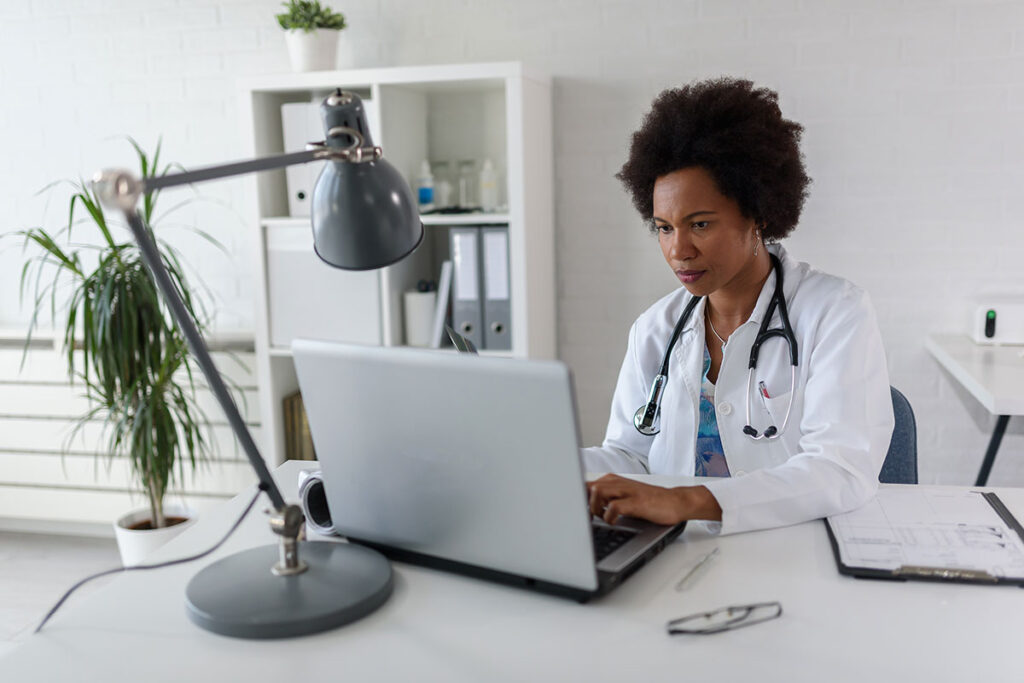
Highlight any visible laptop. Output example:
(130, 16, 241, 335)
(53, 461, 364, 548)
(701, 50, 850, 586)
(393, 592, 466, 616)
(291, 339, 686, 601)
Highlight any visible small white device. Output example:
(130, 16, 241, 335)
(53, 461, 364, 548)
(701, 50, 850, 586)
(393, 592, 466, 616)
(970, 298, 1024, 345)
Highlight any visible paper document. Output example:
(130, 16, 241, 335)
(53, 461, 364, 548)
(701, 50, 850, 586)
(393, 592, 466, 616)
(827, 488, 1024, 578)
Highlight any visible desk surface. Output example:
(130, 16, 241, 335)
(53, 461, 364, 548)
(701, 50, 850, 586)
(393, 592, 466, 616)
(3, 461, 1024, 683)
(926, 333, 1024, 415)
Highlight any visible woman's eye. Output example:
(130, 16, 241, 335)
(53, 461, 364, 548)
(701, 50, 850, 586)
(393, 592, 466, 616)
(691, 221, 710, 230)
(655, 223, 673, 234)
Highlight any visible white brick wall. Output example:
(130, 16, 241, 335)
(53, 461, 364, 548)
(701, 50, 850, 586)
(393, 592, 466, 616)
(2, 0, 1023, 486)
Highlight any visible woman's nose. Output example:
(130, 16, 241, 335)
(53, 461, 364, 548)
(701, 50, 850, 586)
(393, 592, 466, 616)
(668, 229, 696, 261)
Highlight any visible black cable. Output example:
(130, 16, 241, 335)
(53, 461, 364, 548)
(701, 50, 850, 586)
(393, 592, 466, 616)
(34, 486, 264, 634)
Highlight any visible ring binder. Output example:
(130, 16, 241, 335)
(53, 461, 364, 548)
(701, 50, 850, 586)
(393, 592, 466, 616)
(481, 226, 511, 351)
(450, 228, 484, 350)
(893, 566, 999, 583)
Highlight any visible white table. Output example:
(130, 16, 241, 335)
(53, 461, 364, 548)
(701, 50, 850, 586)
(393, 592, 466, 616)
(926, 333, 1024, 485)
(3, 461, 1023, 683)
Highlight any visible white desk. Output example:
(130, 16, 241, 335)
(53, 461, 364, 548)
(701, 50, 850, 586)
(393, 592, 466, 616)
(3, 461, 1023, 683)
(926, 333, 1024, 485)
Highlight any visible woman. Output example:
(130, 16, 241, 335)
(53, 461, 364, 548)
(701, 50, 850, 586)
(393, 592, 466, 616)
(584, 78, 894, 535)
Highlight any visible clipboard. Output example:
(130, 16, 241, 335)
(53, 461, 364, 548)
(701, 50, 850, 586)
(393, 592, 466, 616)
(824, 488, 1024, 587)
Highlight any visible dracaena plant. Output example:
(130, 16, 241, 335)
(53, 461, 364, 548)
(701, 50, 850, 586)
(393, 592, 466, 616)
(276, 0, 347, 31)
(16, 139, 221, 529)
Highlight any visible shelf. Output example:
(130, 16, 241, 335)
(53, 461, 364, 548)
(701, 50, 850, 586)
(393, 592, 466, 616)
(261, 213, 510, 229)
(422, 213, 510, 226)
(269, 345, 514, 359)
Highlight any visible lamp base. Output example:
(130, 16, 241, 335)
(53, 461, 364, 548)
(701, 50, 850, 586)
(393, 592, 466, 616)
(185, 540, 393, 639)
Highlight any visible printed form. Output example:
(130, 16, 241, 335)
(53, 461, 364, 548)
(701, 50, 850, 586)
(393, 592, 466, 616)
(827, 488, 1024, 578)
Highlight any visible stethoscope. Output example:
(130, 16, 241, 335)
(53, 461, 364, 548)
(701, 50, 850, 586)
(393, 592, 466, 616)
(633, 253, 799, 440)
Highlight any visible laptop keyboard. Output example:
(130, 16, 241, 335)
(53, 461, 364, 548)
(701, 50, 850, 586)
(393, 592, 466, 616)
(592, 525, 637, 561)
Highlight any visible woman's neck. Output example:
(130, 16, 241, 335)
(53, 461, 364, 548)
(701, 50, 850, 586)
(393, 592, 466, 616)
(706, 250, 773, 329)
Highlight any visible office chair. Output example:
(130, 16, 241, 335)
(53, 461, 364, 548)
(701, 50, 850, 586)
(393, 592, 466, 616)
(879, 386, 918, 485)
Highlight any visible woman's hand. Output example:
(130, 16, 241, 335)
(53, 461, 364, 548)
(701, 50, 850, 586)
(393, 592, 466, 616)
(586, 474, 723, 525)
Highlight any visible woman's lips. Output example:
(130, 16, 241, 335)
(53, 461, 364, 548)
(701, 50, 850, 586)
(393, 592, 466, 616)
(676, 269, 705, 284)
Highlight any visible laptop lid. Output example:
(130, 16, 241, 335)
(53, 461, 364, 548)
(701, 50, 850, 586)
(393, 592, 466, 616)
(292, 340, 600, 592)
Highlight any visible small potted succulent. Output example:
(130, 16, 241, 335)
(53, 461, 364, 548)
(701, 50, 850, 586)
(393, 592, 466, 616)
(277, 0, 348, 72)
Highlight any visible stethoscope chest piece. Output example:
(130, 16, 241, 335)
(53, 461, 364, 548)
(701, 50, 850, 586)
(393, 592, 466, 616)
(633, 372, 666, 435)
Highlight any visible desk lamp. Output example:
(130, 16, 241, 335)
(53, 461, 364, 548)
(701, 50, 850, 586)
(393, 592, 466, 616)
(93, 91, 422, 639)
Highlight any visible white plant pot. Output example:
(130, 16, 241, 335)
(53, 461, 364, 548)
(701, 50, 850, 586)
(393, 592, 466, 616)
(113, 504, 196, 566)
(284, 28, 341, 72)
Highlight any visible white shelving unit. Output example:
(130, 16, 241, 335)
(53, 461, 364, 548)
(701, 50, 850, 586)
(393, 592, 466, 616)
(239, 62, 555, 465)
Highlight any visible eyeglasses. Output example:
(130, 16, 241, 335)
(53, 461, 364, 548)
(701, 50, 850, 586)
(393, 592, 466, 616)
(666, 601, 782, 635)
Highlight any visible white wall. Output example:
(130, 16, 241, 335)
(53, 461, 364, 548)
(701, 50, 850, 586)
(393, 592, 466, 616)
(2, 0, 1023, 486)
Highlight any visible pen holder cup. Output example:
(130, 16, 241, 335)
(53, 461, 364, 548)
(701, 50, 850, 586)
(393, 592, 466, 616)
(403, 290, 437, 347)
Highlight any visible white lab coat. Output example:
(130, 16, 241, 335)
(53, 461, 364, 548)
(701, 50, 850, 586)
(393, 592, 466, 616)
(582, 244, 894, 535)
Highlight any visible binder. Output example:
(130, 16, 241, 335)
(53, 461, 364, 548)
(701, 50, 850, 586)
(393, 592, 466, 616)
(449, 228, 483, 349)
(825, 487, 1024, 586)
(281, 102, 324, 217)
(481, 226, 511, 351)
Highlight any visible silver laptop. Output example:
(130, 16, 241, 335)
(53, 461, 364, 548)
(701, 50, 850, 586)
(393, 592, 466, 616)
(292, 339, 685, 600)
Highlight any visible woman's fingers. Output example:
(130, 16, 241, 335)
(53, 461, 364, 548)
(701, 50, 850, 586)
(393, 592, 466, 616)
(587, 474, 630, 517)
(588, 477, 720, 525)
(603, 498, 636, 524)
(589, 474, 654, 523)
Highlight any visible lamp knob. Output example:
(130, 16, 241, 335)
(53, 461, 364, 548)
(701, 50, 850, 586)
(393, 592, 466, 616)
(91, 169, 143, 212)
(326, 90, 355, 107)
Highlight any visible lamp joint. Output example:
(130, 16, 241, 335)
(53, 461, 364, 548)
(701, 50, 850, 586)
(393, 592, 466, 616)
(91, 169, 143, 213)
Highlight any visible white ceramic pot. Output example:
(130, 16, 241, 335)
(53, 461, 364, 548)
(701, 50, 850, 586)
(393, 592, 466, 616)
(113, 504, 196, 566)
(284, 28, 341, 72)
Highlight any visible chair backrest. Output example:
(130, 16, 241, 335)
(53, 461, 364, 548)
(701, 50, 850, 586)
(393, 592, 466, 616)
(880, 386, 918, 484)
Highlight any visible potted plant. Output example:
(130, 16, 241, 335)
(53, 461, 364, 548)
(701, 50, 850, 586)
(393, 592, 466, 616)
(277, 0, 348, 72)
(17, 139, 219, 565)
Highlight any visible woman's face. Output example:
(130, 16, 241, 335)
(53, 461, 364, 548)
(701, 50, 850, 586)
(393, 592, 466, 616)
(652, 166, 760, 298)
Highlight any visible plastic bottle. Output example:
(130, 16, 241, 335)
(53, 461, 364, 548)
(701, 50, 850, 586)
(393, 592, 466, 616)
(433, 160, 452, 209)
(416, 160, 434, 212)
(457, 159, 476, 209)
(479, 159, 498, 213)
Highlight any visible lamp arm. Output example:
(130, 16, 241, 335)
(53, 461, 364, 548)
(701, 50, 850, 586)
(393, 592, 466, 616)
(121, 209, 288, 512)
(141, 128, 380, 194)
(144, 148, 323, 192)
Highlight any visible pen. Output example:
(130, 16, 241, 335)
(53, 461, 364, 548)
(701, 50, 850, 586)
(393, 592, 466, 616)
(758, 381, 771, 399)
(674, 547, 719, 591)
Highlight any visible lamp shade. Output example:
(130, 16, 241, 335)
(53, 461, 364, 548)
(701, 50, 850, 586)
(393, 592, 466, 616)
(311, 91, 423, 270)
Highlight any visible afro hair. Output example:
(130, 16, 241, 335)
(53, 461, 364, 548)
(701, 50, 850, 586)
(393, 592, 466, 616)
(617, 77, 810, 240)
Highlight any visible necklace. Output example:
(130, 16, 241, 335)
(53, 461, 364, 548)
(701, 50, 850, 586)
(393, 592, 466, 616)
(706, 308, 728, 348)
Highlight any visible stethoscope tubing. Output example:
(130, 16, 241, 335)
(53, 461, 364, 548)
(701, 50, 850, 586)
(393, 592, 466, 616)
(633, 253, 798, 439)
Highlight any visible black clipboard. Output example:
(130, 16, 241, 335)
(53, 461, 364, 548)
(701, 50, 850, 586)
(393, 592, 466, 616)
(824, 491, 1024, 587)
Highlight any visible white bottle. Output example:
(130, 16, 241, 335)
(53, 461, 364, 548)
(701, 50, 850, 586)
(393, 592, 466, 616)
(416, 160, 434, 212)
(479, 159, 498, 213)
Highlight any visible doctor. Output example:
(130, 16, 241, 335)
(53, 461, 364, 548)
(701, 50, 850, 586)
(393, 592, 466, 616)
(584, 78, 894, 535)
